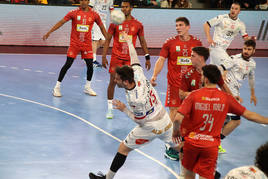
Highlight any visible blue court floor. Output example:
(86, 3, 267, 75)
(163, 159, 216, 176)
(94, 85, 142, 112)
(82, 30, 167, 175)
(0, 54, 267, 179)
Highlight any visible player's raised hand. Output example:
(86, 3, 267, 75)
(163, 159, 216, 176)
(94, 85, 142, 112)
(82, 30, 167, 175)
(102, 56, 108, 69)
(145, 60, 151, 71)
(150, 76, 157, 86)
(113, 99, 126, 112)
(250, 95, 257, 106)
(42, 33, 50, 41)
(207, 37, 216, 46)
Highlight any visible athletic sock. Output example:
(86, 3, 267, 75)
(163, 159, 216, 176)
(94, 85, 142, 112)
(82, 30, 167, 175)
(108, 100, 113, 110)
(55, 81, 61, 88)
(85, 80, 91, 88)
(106, 170, 115, 179)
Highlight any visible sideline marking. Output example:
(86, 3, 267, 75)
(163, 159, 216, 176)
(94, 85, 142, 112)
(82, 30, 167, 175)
(0, 93, 180, 179)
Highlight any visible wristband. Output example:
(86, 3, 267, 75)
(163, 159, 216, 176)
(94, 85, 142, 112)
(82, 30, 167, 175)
(145, 54, 150, 60)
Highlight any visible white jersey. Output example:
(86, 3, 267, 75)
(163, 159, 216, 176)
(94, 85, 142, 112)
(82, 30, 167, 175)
(222, 53, 256, 95)
(89, 0, 114, 23)
(208, 14, 247, 50)
(224, 166, 268, 179)
(125, 65, 163, 126)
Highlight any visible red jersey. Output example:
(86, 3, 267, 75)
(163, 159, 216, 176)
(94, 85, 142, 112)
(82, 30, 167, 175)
(181, 66, 224, 92)
(178, 88, 246, 148)
(64, 7, 103, 47)
(159, 35, 202, 88)
(108, 16, 144, 60)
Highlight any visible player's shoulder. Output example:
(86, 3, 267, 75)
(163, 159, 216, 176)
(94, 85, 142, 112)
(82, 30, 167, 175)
(132, 17, 143, 25)
(69, 7, 80, 13)
(190, 35, 202, 43)
(163, 35, 177, 44)
(249, 57, 256, 66)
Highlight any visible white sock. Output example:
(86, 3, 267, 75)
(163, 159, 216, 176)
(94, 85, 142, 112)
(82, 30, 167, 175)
(55, 81, 61, 88)
(86, 80, 91, 87)
(106, 170, 115, 179)
(93, 53, 96, 62)
(108, 100, 113, 110)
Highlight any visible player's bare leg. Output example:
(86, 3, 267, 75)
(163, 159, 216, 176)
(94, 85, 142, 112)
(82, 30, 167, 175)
(184, 169, 195, 179)
(222, 119, 241, 136)
(106, 73, 116, 119)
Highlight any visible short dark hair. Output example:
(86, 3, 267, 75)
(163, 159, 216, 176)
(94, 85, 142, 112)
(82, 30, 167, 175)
(192, 46, 210, 62)
(202, 64, 221, 84)
(121, 0, 133, 7)
(115, 65, 135, 83)
(176, 17, 190, 26)
(232, 1, 241, 7)
(244, 39, 256, 49)
(255, 142, 268, 176)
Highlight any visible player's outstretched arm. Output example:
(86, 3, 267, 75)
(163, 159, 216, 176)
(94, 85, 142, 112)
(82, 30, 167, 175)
(122, 32, 140, 65)
(203, 22, 215, 46)
(242, 110, 268, 124)
(113, 100, 135, 120)
(43, 19, 67, 40)
(150, 56, 166, 86)
(102, 33, 113, 68)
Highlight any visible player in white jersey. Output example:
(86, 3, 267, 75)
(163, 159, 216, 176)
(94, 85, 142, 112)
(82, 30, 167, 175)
(224, 141, 268, 179)
(219, 39, 257, 142)
(90, 0, 114, 67)
(89, 32, 179, 179)
(204, 2, 250, 66)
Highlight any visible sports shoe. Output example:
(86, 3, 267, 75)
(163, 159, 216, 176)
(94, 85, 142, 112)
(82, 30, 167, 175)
(164, 144, 179, 161)
(214, 170, 221, 179)
(218, 145, 226, 154)
(53, 87, 62, 97)
(93, 61, 102, 68)
(89, 172, 105, 179)
(106, 109, 113, 119)
(84, 86, 97, 96)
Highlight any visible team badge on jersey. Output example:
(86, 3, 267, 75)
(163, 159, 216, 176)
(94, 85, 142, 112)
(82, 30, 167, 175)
(176, 46, 180, 52)
(119, 25, 123, 30)
(191, 80, 196, 86)
(77, 16, 81, 21)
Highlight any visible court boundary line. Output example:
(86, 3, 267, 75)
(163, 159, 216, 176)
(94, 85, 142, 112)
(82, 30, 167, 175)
(0, 93, 180, 179)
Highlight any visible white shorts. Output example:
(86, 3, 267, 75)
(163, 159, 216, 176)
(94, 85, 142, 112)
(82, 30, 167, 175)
(123, 112, 176, 149)
(209, 47, 230, 66)
(92, 23, 106, 41)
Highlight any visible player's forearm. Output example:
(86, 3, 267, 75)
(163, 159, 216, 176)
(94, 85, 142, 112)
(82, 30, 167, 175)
(47, 19, 66, 35)
(126, 40, 140, 65)
(99, 24, 107, 39)
(203, 23, 212, 40)
(248, 76, 255, 93)
(122, 107, 135, 121)
(243, 110, 268, 124)
(140, 37, 149, 55)
(152, 57, 165, 78)
(102, 38, 111, 57)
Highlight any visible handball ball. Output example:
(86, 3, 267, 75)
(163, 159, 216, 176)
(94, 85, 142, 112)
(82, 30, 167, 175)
(110, 10, 125, 25)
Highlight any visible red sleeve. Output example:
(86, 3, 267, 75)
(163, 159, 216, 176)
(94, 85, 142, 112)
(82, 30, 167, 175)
(228, 95, 246, 115)
(64, 10, 74, 21)
(108, 23, 116, 35)
(217, 75, 224, 87)
(159, 40, 169, 58)
(94, 12, 103, 27)
(178, 92, 194, 116)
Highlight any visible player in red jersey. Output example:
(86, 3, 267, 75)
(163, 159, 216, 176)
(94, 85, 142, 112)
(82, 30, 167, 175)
(173, 64, 268, 179)
(102, 0, 151, 119)
(43, 0, 107, 97)
(150, 17, 202, 161)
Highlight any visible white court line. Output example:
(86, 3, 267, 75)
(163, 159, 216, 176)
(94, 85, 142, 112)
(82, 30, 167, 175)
(0, 93, 180, 179)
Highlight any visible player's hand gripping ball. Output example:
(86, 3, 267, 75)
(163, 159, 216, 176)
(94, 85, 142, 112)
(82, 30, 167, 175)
(110, 10, 125, 25)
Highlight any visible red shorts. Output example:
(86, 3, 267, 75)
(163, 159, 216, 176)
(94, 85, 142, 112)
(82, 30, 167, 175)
(182, 141, 218, 179)
(67, 44, 93, 59)
(109, 55, 130, 73)
(165, 83, 181, 107)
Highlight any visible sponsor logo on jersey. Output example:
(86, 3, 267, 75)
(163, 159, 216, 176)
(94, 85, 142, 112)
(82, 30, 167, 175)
(177, 57, 192, 65)
(135, 139, 149, 145)
(77, 15, 81, 21)
(77, 24, 89, 32)
(119, 25, 123, 30)
(176, 46, 180, 52)
(201, 97, 220, 101)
